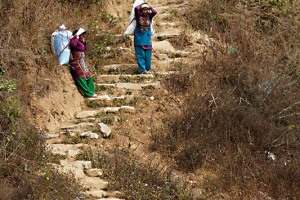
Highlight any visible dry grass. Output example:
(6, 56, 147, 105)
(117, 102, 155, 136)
(79, 148, 193, 200)
(0, 89, 83, 199)
(152, 0, 300, 199)
(0, 0, 132, 198)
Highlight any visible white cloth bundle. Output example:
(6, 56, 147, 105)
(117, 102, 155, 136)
(124, 0, 155, 36)
(51, 24, 72, 65)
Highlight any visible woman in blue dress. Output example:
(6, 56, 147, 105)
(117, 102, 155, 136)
(134, 3, 157, 74)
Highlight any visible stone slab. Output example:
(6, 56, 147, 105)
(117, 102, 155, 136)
(81, 176, 109, 190)
(60, 160, 92, 170)
(76, 110, 98, 119)
(152, 40, 176, 52)
(86, 169, 104, 177)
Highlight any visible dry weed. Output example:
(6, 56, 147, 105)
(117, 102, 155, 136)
(153, 0, 300, 199)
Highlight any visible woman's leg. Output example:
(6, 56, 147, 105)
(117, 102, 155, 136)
(135, 46, 146, 72)
(75, 77, 95, 97)
(145, 49, 152, 71)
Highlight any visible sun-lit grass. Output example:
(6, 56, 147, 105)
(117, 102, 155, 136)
(152, 0, 300, 199)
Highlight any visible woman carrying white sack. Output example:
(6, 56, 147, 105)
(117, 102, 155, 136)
(128, 3, 157, 74)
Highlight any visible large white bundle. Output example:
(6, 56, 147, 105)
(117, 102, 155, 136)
(51, 25, 72, 65)
(124, 0, 155, 36)
(130, 0, 144, 23)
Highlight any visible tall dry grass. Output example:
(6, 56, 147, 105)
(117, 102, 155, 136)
(152, 0, 300, 199)
(0, 0, 132, 199)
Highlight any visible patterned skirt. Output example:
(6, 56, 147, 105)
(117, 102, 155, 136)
(70, 51, 92, 80)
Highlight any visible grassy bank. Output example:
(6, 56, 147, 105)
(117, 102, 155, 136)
(153, 0, 300, 199)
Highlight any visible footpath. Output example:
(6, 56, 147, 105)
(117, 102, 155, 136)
(45, 0, 209, 199)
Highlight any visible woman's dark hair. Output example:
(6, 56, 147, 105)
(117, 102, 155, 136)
(72, 29, 87, 36)
(72, 29, 78, 36)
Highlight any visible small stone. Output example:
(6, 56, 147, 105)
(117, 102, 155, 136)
(80, 131, 99, 139)
(113, 116, 121, 122)
(84, 190, 107, 198)
(119, 106, 136, 113)
(86, 169, 104, 177)
(150, 96, 155, 101)
(98, 123, 111, 138)
(112, 95, 125, 100)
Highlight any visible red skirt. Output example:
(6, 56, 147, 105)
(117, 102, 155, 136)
(70, 51, 92, 80)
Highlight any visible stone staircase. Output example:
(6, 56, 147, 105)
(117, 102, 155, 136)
(43, 0, 206, 199)
(45, 63, 170, 199)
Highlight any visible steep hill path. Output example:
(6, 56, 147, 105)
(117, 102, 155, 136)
(43, 0, 212, 199)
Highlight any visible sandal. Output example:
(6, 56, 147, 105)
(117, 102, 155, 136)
(140, 70, 150, 74)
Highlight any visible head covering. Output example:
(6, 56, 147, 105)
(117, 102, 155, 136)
(73, 28, 86, 36)
(140, 3, 149, 10)
(59, 24, 66, 31)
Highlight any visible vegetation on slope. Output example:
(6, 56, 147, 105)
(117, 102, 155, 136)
(0, 0, 192, 199)
(153, 0, 300, 199)
(0, 1, 111, 198)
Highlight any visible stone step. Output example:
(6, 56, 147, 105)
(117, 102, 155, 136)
(152, 40, 176, 52)
(100, 64, 138, 74)
(60, 121, 96, 131)
(96, 74, 155, 83)
(44, 133, 60, 139)
(103, 106, 136, 114)
(57, 166, 85, 180)
(47, 143, 87, 156)
(96, 82, 161, 91)
(155, 33, 181, 41)
(60, 160, 92, 170)
(154, 33, 182, 41)
(45, 137, 66, 145)
(86, 168, 104, 177)
(86, 94, 135, 107)
(75, 107, 136, 120)
(159, 22, 178, 27)
(81, 176, 109, 190)
(84, 190, 108, 199)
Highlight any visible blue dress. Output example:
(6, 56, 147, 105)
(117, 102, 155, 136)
(134, 6, 157, 73)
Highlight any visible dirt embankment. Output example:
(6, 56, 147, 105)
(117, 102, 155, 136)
(1, 48, 85, 132)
